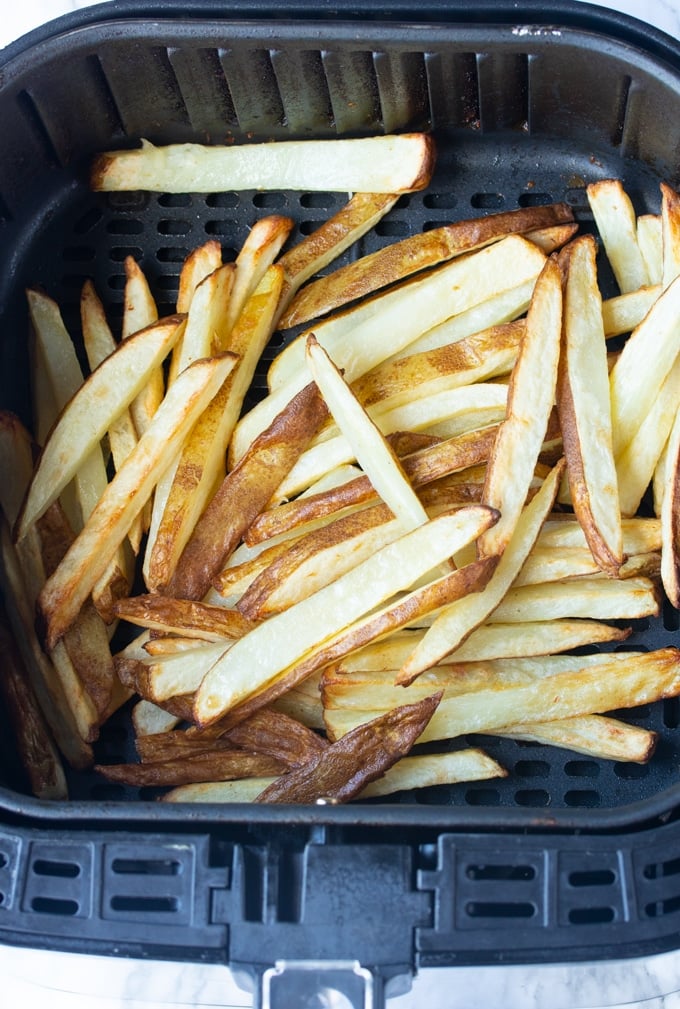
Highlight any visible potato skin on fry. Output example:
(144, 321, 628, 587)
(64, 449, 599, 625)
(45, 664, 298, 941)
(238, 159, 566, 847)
(254, 692, 442, 803)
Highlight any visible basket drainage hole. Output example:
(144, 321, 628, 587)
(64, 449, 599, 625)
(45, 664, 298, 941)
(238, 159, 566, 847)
(568, 906, 615, 925)
(32, 859, 80, 879)
(110, 896, 179, 913)
(470, 192, 505, 210)
(111, 858, 181, 876)
(31, 897, 79, 917)
(569, 869, 616, 888)
(643, 856, 680, 880)
(465, 901, 535, 920)
(466, 864, 536, 882)
(0, 853, 7, 869)
(645, 895, 680, 918)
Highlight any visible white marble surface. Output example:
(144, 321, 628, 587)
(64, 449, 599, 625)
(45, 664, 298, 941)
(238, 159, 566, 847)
(1, 1, 680, 1007)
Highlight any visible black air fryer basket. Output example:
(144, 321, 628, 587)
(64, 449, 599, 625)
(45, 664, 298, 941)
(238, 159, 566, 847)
(1, 1, 680, 1004)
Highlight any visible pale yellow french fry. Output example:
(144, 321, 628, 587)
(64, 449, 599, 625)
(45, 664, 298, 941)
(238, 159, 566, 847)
(496, 715, 656, 764)
(91, 134, 436, 195)
(479, 256, 562, 558)
(139, 641, 229, 702)
(397, 460, 564, 685)
(131, 698, 181, 737)
(162, 778, 275, 803)
(326, 648, 680, 743)
(537, 515, 661, 553)
(557, 234, 622, 574)
(121, 256, 163, 439)
(637, 214, 663, 286)
(17, 315, 183, 540)
(176, 240, 223, 314)
(226, 214, 293, 333)
(488, 575, 659, 623)
(660, 402, 680, 607)
(174, 263, 234, 370)
(609, 272, 680, 458)
(193, 506, 497, 725)
(360, 749, 507, 797)
(661, 181, 680, 289)
(234, 235, 545, 463)
(305, 334, 429, 531)
(38, 353, 238, 649)
(601, 285, 661, 337)
(587, 179, 648, 292)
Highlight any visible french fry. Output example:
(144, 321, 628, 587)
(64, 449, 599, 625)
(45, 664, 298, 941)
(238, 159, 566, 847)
(397, 460, 565, 685)
(254, 692, 442, 803)
(127, 640, 229, 703)
(557, 234, 623, 574)
(176, 240, 223, 314)
(131, 698, 181, 737)
(162, 779, 276, 803)
(193, 506, 498, 726)
(16, 315, 183, 539)
(478, 257, 562, 558)
(660, 402, 680, 607)
(325, 648, 680, 744)
(113, 594, 254, 641)
(601, 285, 661, 337)
(637, 214, 663, 286)
(95, 750, 288, 788)
(121, 256, 163, 440)
(38, 353, 238, 648)
(305, 334, 429, 530)
(279, 202, 574, 329)
(165, 378, 329, 601)
(586, 179, 648, 292)
(226, 214, 293, 333)
(661, 181, 680, 288)
(360, 749, 507, 797)
(537, 515, 661, 554)
(488, 575, 659, 623)
(495, 716, 657, 764)
(91, 133, 436, 195)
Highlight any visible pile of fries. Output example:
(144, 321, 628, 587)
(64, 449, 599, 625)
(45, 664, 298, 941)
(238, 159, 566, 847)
(1, 131, 679, 804)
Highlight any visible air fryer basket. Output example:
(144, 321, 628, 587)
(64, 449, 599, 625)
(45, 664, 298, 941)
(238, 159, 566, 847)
(1, 0, 680, 996)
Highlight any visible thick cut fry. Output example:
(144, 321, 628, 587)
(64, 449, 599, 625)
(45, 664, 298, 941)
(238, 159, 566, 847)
(145, 267, 284, 590)
(637, 214, 663, 286)
(166, 379, 328, 601)
(661, 182, 680, 289)
(326, 648, 680, 743)
(488, 575, 659, 622)
(234, 234, 545, 461)
(113, 595, 254, 641)
(478, 257, 562, 558)
(38, 353, 238, 648)
(660, 402, 680, 607)
(305, 334, 429, 530)
(360, 749, 507, 796)
(255, 692, 442, 803)
(95, 751, 288, 788)
(601, 285, 661, 337)
(162, 779, 276, 803)
(126, 641, 229, 703)
(16, 316, 183, 539)
(496, 716, 657, 764)
(587, 179, 648, 292)
(91, 134, 436, 195)
(0, 604, 67, 799)
(122, 256, 163, 439)
(244, 426, 499, 545)
(194, 507, 497, 725)
(176, 240, 223, 314)
(132, 699, 181, 737)
(557, 235, 622, 574)
(280, 202, 574, 328)
(276, 193, 400, 312)
(226, 214, 293, 333)
(538, 515, 661, 553)
(398, 460, 564, 684)
(609, 272, 680, 459)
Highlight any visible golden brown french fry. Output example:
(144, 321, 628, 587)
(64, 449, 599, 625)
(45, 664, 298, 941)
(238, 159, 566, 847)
(495, 715, 657, 764)
(95, 750, 288, 787)
(478, 256, 562, 558)
(488, 575, 659, 623)
(176, 240, 223, 314)
(113, 595, 254, 641)
(145, 266, 284, 591)
(121, 256, 163, 439)
(226, 214, 293, 333)
(557, 234, 623, 574)
(0, 603, 68, 799)
(397, 460, 565, 685)
(255, 692, 442, 803)
(91, 134, 436, 195)
(280, 202, 574, 329)
(359, 749, 507, 797)
(38, 353, 238, 648)
(661, 181, 680, 288)
(538, 515, 661, 553)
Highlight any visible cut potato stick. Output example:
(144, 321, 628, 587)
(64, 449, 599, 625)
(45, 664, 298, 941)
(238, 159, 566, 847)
(254, 692, 442, 804)
(113, 595, 254, 641)
(245, 425, 499, 546)
(132, 698, 181, 737)
(526, 222, 579, 254)
(226, 214, 293, 333)
(166, 378, 329, 601)
(609, 272, 680, 458)
(162, 779, 276, 803)
(121, 256, 163, 439)
(661, 181, 680, 289)
(280, 202, 574, 329)
(479, 257, 562, 558)
(514, 545, 658, 586)
(176, 240, 223, 314)
(174, 263, 234, 370)
(276, 192, 400, 312)
(495, 715, 656, 764)
(0, 602, 67, 799)
(193, 506, 497, 725)
(305, 333, 429, 529)
(326, 648, 680, 743)
(660, 401, 680, 607)
(130, 640, 229, 703)
(637, 214, 663, 286)
(587, 179, 648, 292)
(92, 133, 436, 195)
(488, 575, 659, 623)
(234, 235, 545, 462)
(38, 353, 238, 648)
(95, 750, 288, 788)
(397, 460, 564, 684)
(145, 266, 284, 590)
(601, 285, 661, 337)
(359, 749, 507, 796)
(16, 315, 183, 539)
(538, 515, 661, 554)
(557, 234, 623, 574)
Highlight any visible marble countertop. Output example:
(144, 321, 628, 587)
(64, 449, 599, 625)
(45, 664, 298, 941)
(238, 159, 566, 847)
(1, 1, 680, 1006)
